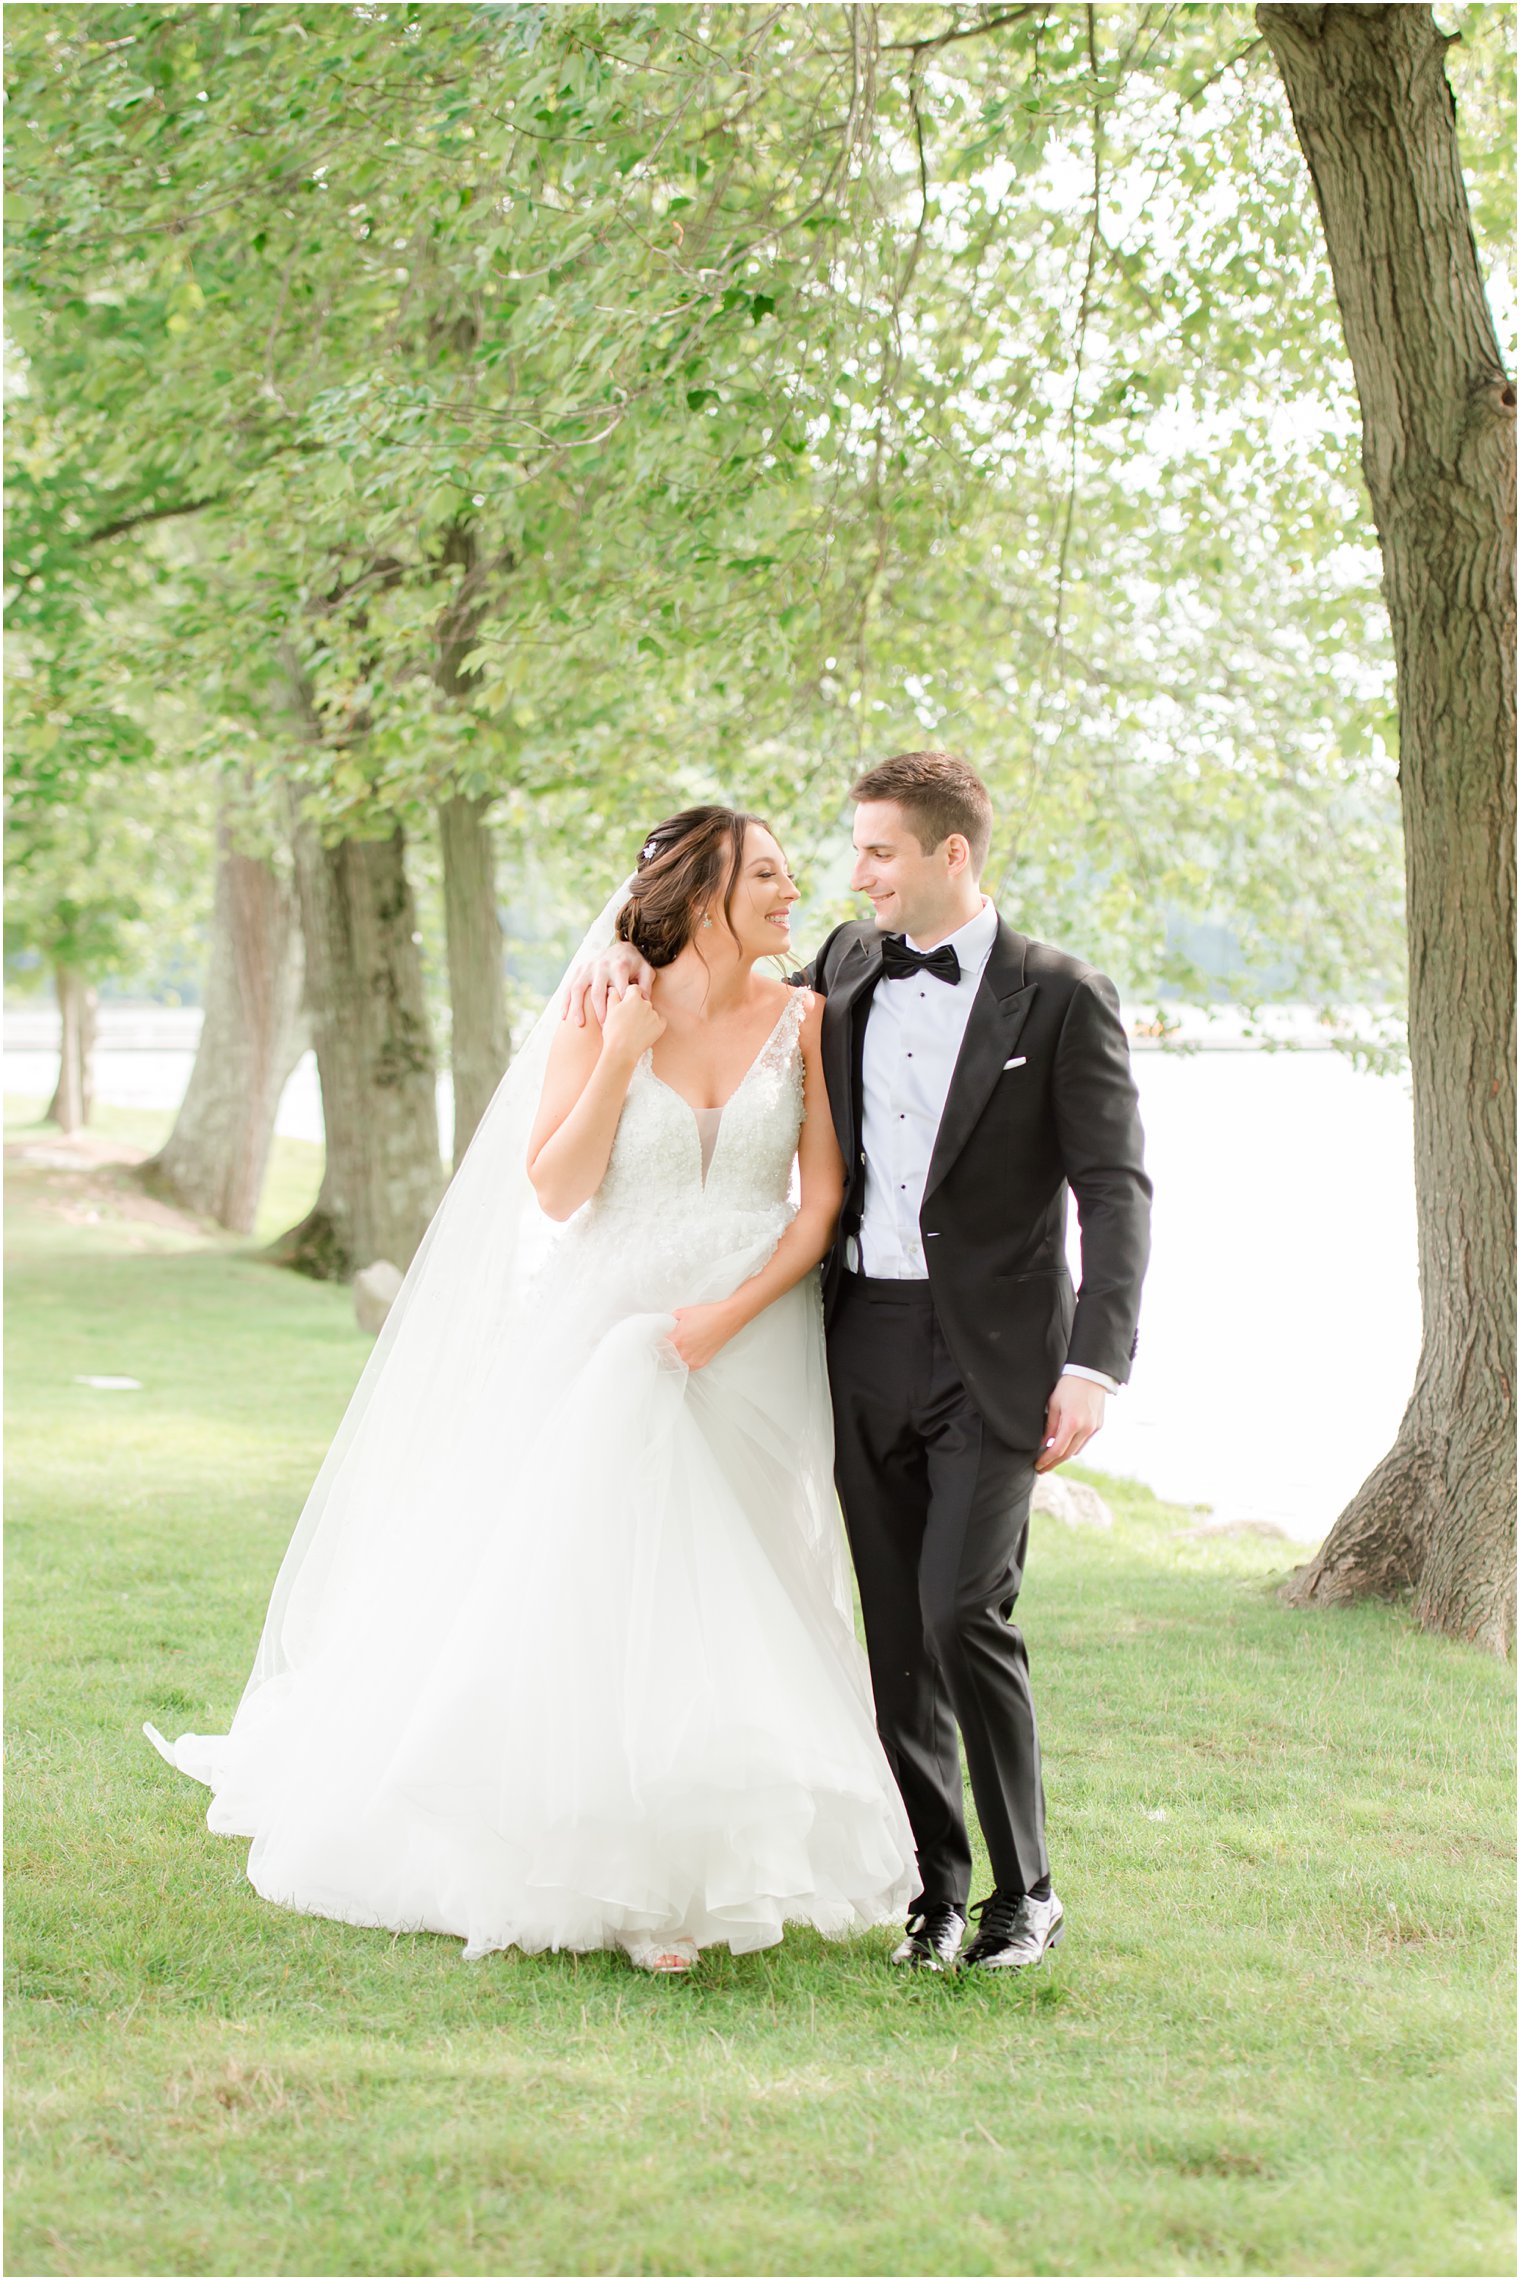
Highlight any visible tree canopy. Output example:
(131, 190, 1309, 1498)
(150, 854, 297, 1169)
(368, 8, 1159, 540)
(5, 3, 1514, 1020)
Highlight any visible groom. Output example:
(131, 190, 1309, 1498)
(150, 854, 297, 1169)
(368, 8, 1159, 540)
(577, 751, 1151, 1973)
(799, 752, 1149, 1972)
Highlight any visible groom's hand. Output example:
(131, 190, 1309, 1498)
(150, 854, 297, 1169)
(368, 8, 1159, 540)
(563, 943, 655, 1026)
(1035, 1374, 1106, 1473)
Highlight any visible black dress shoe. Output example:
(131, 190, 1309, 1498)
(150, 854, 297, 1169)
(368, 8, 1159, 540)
(890, 1903, 966, 1970)
(959, 1888, 1065, 1972)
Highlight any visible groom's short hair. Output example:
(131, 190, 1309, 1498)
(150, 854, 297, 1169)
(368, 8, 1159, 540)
(850, 751, 994, 876)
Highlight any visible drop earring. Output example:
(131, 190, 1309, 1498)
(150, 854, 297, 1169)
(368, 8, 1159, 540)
(702, 913, 713, 929)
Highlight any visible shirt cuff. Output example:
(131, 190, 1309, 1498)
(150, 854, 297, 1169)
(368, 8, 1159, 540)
(1060, 1364, 1120, 1396)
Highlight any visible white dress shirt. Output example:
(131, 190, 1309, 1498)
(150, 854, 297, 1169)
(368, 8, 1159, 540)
(853, 898, 1118, 1397)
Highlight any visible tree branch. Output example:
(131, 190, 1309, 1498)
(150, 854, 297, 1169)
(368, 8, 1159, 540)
(881, 6, 1041, 59)
(85, 492, 231, 545)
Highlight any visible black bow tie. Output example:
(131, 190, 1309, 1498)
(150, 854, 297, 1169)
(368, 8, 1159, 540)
(881, 936, 961, 986)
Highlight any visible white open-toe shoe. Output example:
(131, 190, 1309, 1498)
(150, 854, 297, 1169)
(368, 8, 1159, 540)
(624, 1935, 699, 1974)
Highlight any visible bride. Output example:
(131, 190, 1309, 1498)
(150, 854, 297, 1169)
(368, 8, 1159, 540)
(146, 805, 916, 1972)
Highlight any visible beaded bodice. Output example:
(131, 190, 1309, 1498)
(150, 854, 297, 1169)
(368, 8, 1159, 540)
(592, 990, 807, 1225)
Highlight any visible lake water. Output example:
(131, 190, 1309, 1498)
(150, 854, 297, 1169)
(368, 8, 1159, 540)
(5, 1008, 1419, 1547)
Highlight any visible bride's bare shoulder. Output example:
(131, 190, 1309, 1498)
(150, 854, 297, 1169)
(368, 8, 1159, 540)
(757, 971, 814, 1007)
(755, 976, 818, 1037)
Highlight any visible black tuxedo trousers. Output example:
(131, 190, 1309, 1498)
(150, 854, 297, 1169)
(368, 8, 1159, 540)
(828, 1273, 1048, 1911)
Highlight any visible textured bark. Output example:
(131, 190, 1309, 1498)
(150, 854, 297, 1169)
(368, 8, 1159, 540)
(45, 965, 96, 1134)
(437, 792, 508, 1167)
(268, 820, 442, 1282)
(141, 820, 306, 1234)
(1259, 4, 1517, 1652)
(432, 520, 510, 1168)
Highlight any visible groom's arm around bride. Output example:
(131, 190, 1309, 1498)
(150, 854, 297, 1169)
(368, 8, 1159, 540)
(569, 782, 1151, 1478)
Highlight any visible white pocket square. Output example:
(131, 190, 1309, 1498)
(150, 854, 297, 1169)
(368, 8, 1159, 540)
(1003, 1056, 1028, 1070)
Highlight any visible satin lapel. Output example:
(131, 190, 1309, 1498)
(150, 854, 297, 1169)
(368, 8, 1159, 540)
(924, 921, 1037, 1201)
(822, 933, 883, 1159)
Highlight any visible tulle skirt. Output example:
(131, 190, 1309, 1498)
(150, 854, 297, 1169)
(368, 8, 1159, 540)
(147, 1209, 917, 1959)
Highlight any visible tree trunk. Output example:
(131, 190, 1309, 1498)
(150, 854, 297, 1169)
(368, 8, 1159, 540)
(437, 793, 509, 1167)
(267, 820, 442, 1281)
(432, 520, 511, 1167)
(140, 820, 306, 1234)
(1258, 3, 1516, 1653)
(45, 965, 96, 1134)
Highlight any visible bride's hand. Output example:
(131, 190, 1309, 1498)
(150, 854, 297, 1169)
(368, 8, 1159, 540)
(600, 988, 666, 1065)
(563, 944, 656, 1025)
(667, 1300, 741, 1371)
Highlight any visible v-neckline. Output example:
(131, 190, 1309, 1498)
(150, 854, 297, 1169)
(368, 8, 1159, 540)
(644, 994, 796, 1120)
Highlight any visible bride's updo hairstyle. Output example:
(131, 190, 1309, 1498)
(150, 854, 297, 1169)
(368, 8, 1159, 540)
(616, 805, 769, 968)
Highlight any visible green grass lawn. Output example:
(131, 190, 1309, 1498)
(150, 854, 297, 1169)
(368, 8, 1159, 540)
(5, 1095, 1515, 2278)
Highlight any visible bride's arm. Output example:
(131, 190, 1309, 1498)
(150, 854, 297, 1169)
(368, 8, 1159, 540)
(527, 990, 666, 1220)
(667, 995, 844, 1369)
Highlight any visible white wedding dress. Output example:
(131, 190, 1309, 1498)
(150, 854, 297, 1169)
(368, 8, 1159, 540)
(147, 980, 916, 1960)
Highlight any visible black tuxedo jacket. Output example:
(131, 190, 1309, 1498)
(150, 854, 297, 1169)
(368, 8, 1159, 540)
(800, 916, 1152, 1451)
